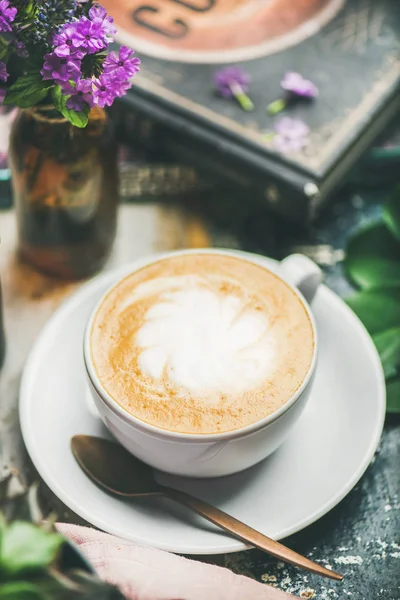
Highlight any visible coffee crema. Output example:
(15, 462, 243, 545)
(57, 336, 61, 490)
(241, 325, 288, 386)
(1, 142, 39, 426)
(90, 254, 314, 434)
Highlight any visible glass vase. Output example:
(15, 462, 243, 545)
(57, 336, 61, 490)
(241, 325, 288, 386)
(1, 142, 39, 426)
(9, 106, 119, 280)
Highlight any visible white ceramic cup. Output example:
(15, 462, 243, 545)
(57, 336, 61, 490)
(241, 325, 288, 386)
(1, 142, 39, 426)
(84, 250, 322, 478)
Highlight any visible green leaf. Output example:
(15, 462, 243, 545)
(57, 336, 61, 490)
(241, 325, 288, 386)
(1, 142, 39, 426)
(346, 290, 400, 335)
(344, 223, 400, 290)
(0, 46, 8, 61)
(7, 73, 43, 90)
(51, 85, 89, 128)
(1, 522, 64, 575)
(12, 90, 50, 109)
(4, 73, 53, 107)
(51, 85, 64, 112)
(62, 105, 89, 128)
(383, 185, 400, 242)
(372, 327, 400, 379)
(386, 377, 400, 413)
(5, 73, 52, 94)
(0, 582, 44, 600)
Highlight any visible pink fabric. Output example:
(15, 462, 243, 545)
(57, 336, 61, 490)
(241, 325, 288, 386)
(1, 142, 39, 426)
(57, 523, 296, 600)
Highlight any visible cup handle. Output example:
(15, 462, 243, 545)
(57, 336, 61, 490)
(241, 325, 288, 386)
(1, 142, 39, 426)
(279, 254, 322, 304)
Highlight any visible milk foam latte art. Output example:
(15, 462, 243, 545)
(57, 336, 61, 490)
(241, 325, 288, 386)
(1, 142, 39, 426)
(90, 254, 314, 434)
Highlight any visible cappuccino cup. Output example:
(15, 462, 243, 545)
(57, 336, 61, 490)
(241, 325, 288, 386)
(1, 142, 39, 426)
(84, 250, 321, 477)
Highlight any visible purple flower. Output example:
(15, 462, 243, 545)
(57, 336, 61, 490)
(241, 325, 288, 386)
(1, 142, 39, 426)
(53, 24, 85, 58)
(62, 79, 94, 111)
(0, 61, 8, 83)
(89, 5, 116, 38)
(281, 72, 318, 98)
(273, 117, 309, 154)
(41, 52, 81, 83)
(267, 72, 318, 115)
(0, 0, 17, 33)
(13, 40, 28, 58)
(92, 73, 132, 108)
(213, 66, 250, 98)
(104, 46, 140, 80)
(275, 117, 309, 138)
(273, 134, 307, 154)
(74, 17, 107, 54)
(213, 66, 254, 111)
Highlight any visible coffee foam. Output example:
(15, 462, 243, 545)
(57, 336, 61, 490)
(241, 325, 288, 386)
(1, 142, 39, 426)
(90, 254, 314, 434)
(135, 277, 276, 396)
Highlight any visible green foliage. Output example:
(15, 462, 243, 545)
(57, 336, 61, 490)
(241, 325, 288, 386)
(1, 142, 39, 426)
(372, 328, 400, 379)
(0, 38, 9, 62)
(383, 184, 400, 241)
(0, 474, 125, 599)
(0, 516, 125, 599)
(0, 582, 44, 599)
(346, 290, 400, 335)
(51, 86, 89, 128)
(345, 186, 400, 412)
(386, 378, 400, 413)
(344, 223, 400, 290)
(4, 74, 53, 109)
(0, 522, 64, 576)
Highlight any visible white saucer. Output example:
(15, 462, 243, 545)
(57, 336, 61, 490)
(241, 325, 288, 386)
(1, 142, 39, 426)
(19, 252, 386, 555)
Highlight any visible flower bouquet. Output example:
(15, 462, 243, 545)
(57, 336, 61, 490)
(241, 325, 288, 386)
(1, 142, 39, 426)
(0, 0, 140, 279)
(0, 1, 141, 279)
(0, 0, 140, 127)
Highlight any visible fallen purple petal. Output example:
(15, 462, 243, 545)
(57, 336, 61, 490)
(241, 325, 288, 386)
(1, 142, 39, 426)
(274, 117, 310, 138)
(281, 71, 318, 98)
(273, 117, 309, 154)
(213, 66, 254, 110)
(213, 66, 251, 98)
(273, 134, 308, 153)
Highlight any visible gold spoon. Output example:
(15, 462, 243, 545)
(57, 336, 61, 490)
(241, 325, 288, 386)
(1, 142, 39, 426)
(71, 435, 343, 582)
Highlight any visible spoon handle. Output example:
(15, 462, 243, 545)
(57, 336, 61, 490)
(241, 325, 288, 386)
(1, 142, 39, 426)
(163, 486, 342, 582)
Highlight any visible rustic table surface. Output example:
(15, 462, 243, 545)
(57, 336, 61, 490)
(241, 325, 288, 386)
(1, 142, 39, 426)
(0, 189, 399, 600)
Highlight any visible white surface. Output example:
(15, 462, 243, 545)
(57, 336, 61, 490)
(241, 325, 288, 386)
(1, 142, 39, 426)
(20, 252, 386, 555)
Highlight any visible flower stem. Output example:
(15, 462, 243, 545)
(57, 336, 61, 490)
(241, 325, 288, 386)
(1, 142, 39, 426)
(262, 132, 275, 142)
(267, 98, 286, 115)
(229, 82, 254, 112)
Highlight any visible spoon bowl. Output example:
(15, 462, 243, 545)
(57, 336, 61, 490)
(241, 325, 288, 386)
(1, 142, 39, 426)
(71, 435, 161, 496)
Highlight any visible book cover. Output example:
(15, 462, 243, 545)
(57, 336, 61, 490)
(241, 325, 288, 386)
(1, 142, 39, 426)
(106, 0, 400, 222)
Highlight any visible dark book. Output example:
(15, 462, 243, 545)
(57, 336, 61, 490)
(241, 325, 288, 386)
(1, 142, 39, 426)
(106, 0, 400, 223)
